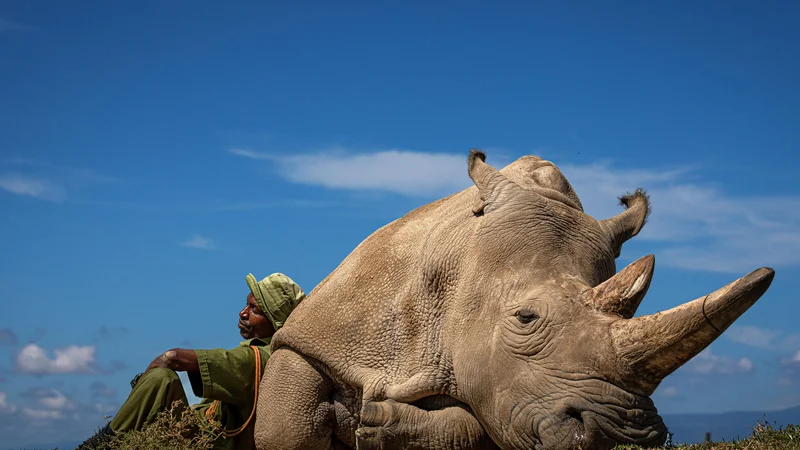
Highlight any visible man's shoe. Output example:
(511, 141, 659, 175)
(75, 423, 115, 450)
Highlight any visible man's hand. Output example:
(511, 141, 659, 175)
(145, 348, 199, 374)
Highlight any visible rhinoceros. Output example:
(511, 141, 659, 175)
(254, 150, 774, 450)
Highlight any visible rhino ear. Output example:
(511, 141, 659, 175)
(599, 189, 650, 258)
(467, 149, 512, 215)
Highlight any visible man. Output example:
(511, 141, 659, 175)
(77, 272, 306, 450)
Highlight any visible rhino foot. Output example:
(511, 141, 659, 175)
(355, 425, 397, 450)
(356, 399, 496, 450)
(356, 400, 403, 450)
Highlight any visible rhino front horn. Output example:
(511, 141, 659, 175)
(612, 267, 775, 395)
(584, 254, 655, 318)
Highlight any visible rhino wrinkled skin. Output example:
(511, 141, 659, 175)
(254, 151, 775, 450)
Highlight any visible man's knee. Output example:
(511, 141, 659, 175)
(136, 368, 181, 390)
(110, 368, 186, 433)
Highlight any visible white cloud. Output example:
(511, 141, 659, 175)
(231, 149, 800, 272)
(0, 389, 119, 448)
(780, 352, 800, 385)
(0, 392, 17, 414)
(181, 234, 216, 250)
(16, 343, 96, 374)
(660, 386, 679, 398)
(783, 350, 800, 366)
(557, 161, 800, 273)
(0, 174, 66, 201)
(725, 326, 800, 350)
(230, 148, 482, 196)
(36, 389, 70, 410)
(685, 347, 754, 375)
(19, 388, 75, 416)
(94, 402, 117, 415)
(725, 326, 782, 349)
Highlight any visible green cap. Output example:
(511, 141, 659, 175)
(246, 272, 305, 330)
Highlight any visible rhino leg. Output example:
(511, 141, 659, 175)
(255, 348, 339, 450)
(356, 399, 498, 450)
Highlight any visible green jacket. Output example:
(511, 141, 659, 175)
(189, 337, 271, 450)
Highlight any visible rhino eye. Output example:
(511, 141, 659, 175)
(515, 310, 539, 324)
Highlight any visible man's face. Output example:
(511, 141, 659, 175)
(239, 293, 276, 339)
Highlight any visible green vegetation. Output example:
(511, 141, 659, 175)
(29, 409, 800, 449)
(84, 401, 222, 450)
(616, 422, 800, 449)
(108, 402, 221, 450)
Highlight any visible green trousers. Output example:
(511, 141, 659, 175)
(110, 368, 190, 432)
(110, 368, 256, 450)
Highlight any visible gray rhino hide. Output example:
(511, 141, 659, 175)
(254, 151, 774, 450)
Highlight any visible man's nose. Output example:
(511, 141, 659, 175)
(239, 308, 248, 318)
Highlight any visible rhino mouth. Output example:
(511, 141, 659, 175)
(504, 387, 666, 450)
(539, 398, 666, 450)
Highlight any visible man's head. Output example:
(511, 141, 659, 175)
(239, 273, 306, 340)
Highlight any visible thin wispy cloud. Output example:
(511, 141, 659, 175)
(0, 17, 30, 33)
(0, 392, 16, 414)
(780, 351, 800, 386)
(684, 347, 753, 375)
(89, 381, 116, 399)
(0, 174, 67, 201)
(5, 158, 119, 184)
(658, 386, 680, 399)
(228, 148, 274, 160)
(0, 158, 117, 202)
(181, 234, 216, 250)
(206, 199, 335, 212)
(725, 326, 800, 350)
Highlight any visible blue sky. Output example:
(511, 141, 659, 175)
(1, 1, 799, 447)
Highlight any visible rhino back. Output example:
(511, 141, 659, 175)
(272, 187, 481, 389)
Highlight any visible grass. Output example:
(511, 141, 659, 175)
(36, 409, 800, 449)
(615, 422, 800, 449)
(84, 400, 222, 450)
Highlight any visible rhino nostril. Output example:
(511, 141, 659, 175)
(566, 409, 584, 424)
(559, 404, 584, 424)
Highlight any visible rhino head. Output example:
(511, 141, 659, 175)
(450, 150, 774, 449)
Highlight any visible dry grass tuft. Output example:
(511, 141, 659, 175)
(615, 422, 800, 449)
(102, 401, 221, 450)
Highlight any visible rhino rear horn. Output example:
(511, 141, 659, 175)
(599, 189, 651, 258)
(584, 254, 655, 318)
(612, 267, 774, 395)
(467, 149, 513, 215)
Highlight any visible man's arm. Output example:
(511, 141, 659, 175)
(145, 348, 199, 373)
